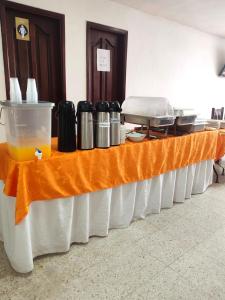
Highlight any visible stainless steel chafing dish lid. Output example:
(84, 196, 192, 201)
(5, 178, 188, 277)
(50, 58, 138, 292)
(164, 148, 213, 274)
(173, 107, 197, 126)
(174, 108, 196, 116)
(122, 97, 174, 116)
(121, 97, 175, 127)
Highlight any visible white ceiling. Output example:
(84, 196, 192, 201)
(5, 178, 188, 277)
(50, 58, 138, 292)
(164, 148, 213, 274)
(112, 0, 225, 38)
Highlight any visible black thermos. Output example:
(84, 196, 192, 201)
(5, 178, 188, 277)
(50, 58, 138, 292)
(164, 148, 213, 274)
(57, 101, 76, 152)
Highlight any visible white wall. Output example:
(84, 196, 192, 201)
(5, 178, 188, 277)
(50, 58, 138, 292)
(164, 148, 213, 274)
(1, 0, 225, 139)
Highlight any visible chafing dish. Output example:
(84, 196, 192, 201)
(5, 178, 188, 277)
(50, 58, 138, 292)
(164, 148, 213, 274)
(171, 107, 198, 134)
(121, 114, 175, 128)
(176, 115, 197, 126)
(175, 121, 207, 134)
(121, 98, 201, 137)
(121, 97, 175, 138)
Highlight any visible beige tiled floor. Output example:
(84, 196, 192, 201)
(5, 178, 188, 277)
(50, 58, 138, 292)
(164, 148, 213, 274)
(1, 174, 225, 300)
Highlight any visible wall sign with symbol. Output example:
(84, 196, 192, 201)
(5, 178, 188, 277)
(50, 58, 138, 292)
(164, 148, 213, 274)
(15, 17, 30, 41)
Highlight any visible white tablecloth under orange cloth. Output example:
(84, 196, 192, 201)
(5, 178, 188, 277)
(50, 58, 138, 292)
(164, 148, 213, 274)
(0, 159, 214, 273)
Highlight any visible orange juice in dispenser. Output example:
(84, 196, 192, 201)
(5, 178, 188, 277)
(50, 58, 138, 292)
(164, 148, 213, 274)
(0, 101, 54, 162)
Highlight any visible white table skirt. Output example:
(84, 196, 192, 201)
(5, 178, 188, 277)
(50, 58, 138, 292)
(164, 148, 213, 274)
(0, 159, 213, 273)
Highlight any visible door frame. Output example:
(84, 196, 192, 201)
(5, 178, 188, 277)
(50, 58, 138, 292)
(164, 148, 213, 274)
(86, 21, 128, 101)
(0, 0, 66, 100)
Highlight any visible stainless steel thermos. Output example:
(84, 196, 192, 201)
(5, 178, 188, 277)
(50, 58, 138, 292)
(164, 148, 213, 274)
(77, 101, 94, 150)
(109, 101, 122, 146)
(95, 101, 110, 148)
(57, 101, 76, 152)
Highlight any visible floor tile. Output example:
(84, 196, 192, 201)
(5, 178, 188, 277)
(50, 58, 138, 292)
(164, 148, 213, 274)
(79, 245, 167, 294)
(184, 206, 225, 233)
(170, 246, 225, 299)
(193, 227, 225, 267)
(135, 229, 191, 265)
(127, 267, 204, 300)
(145, 207, 182, 230)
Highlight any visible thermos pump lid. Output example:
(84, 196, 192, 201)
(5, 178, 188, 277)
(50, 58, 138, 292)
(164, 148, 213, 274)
(58, 100, 75, 112)
(95, 101, 110, 112)
(109, 101, 122, 112)
(77, 101, 94, 112)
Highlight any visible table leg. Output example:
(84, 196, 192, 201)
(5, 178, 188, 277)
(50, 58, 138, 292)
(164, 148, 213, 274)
(213, 164, 219, 183)
(215, 160, 225, 176)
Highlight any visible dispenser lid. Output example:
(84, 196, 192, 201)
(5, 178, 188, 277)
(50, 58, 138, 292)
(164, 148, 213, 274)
(0, 100, 54, 109)
(109, 101, 122, 112)
(95, 101, 110, 112)
(77, 101, 93, 112)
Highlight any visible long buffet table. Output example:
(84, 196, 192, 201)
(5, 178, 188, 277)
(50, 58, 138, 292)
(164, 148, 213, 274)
(0, 130, 225, 273)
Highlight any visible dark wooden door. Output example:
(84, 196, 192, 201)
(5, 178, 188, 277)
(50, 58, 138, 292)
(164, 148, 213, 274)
(87, 22, 128, 105)
(1, 1, 66, 136)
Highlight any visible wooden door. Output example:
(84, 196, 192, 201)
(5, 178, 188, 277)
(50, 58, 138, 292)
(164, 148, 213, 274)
(0, 1, 66, 136)
(87, 22, 128, 105)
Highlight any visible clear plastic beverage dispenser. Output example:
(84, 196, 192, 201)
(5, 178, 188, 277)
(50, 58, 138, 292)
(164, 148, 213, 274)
(0, 101, 54, 161)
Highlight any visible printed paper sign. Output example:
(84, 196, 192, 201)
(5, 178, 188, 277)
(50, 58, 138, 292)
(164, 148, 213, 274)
(97, 49, 110, 72)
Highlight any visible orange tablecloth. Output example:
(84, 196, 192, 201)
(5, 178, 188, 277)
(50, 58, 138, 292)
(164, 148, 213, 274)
(0, 130, 224, 224)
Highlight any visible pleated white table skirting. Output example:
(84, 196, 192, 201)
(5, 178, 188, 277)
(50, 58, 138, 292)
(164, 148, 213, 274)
(0, 159, 213, 273)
